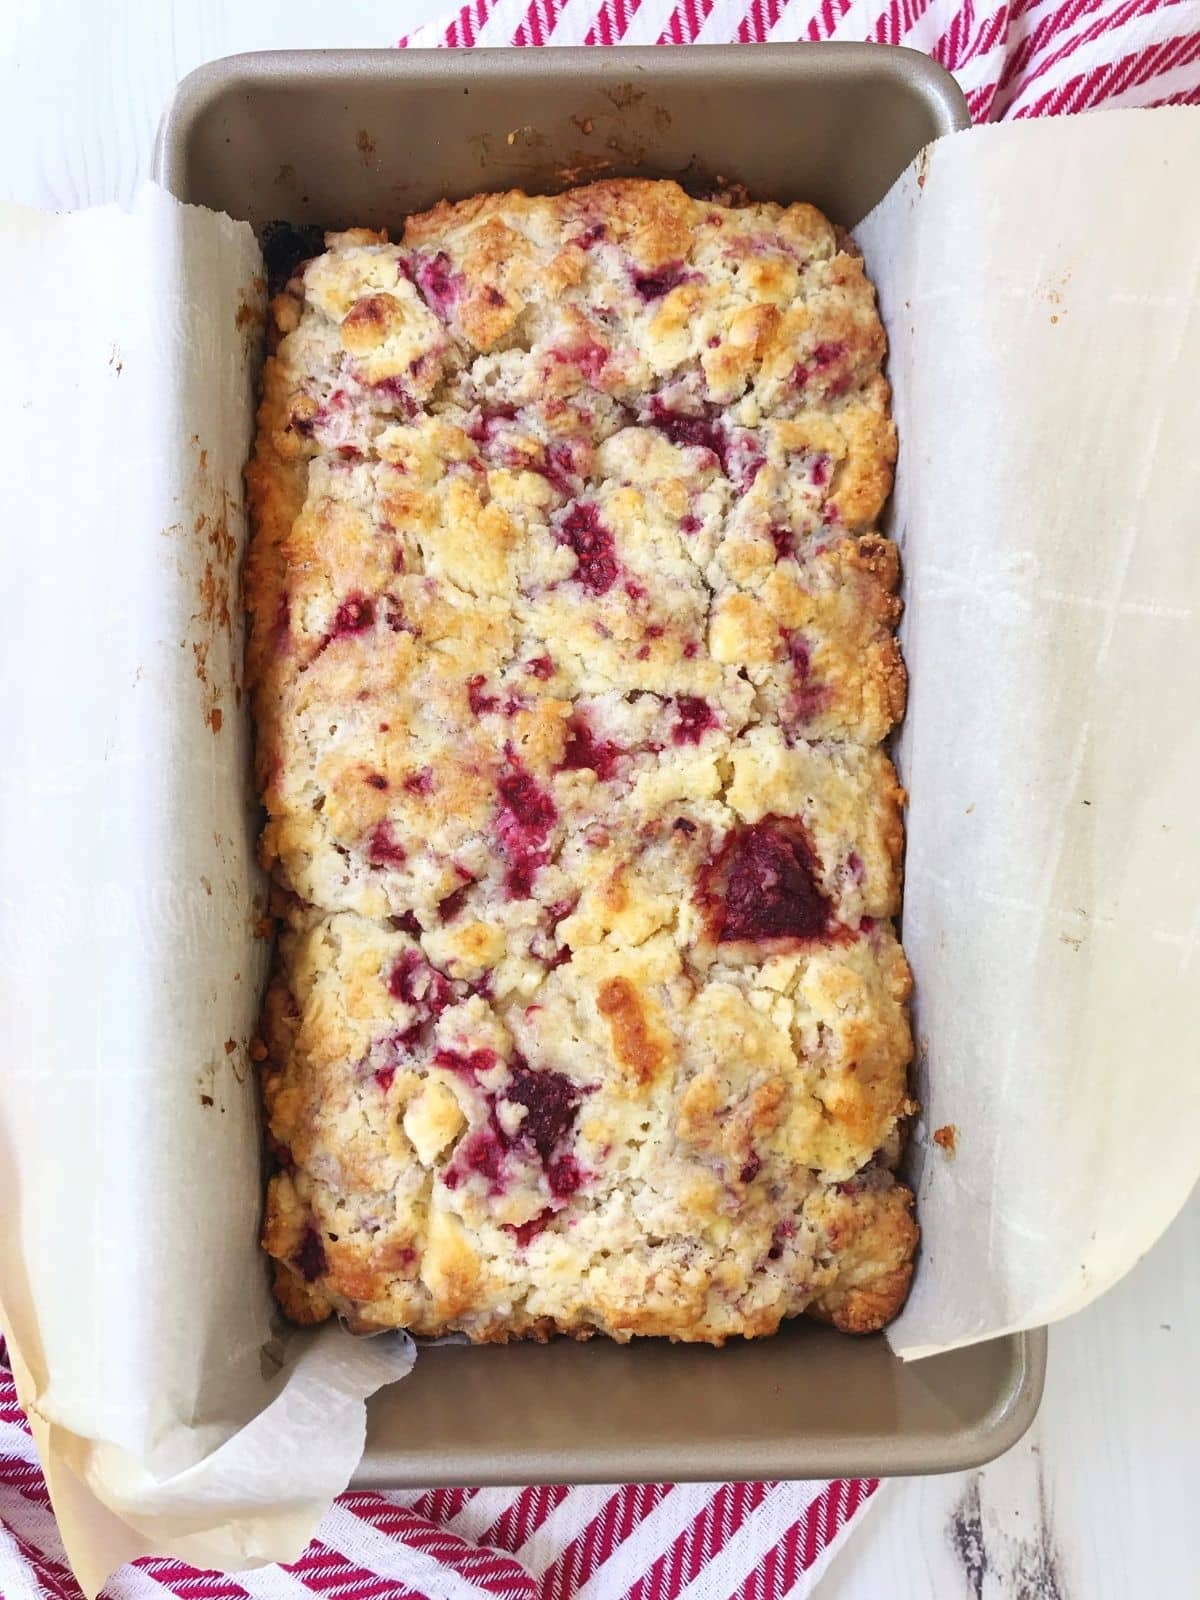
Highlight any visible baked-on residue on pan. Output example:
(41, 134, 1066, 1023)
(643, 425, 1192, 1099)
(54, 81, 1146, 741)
(246, 179, 916, 1343)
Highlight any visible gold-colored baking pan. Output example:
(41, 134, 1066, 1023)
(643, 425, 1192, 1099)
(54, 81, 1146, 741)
(156, 43, 1044, 1484)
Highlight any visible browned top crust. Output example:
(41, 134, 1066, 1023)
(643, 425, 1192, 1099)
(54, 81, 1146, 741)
(249, 179, 915, 1344)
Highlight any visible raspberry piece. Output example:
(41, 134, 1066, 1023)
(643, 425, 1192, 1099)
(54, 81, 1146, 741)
(467, 675, 499, 716)
(435, 1047, 500, 1078)
(649, 400, 725, 461)
(370, 375, 417, 417)
(437, 883, 472, 923)
(440, 1052, 584, 1198)
(452, 1127, 507, 1185)
(415, 250, 462, 318)
(496, 762, 557, 897)
(792, 340, 849, 393)
(506, 1210, 556, 1247)
(547, 1154, 583, 1198)
(631, 261, 690, 300)
(704, 817, 837, 944)
(560, 715, 621, 780)
(770, 526, 795, 561)
(367, 823, 407, 869)
(329, 595, 374, 638)
(387, 949, 454, 1013)
(293, 1226, 327, 1283)
(673, 696, 717, 745)
(503, 1055, 580, 1162)
(556, 502, 618, 595)
(548, 339, 610, 383)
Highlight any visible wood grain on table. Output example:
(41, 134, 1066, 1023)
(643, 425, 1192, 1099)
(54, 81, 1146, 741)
(822, 1195, 1198, 1599)
(4, 6, 1196, 1596)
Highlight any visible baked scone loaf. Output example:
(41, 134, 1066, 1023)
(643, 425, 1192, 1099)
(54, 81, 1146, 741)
(247, 179, 917, 1342)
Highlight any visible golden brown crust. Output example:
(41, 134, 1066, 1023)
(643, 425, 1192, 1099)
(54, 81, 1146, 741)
(271, 1264, 335, 1326)
(249, 180, 915, 1343)
(596, 975, 672, 1087)
(807, 1183, 918, 1333)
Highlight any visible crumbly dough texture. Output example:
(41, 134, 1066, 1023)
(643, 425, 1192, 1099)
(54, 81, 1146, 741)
(248, 180, 917, 1343)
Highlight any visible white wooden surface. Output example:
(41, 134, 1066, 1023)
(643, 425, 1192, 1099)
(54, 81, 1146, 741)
(823, 1195, 1199, 1599)
(4, 5, 1197, 1596)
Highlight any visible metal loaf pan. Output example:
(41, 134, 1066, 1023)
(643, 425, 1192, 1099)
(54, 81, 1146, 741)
(156, 44, 1045, 1484)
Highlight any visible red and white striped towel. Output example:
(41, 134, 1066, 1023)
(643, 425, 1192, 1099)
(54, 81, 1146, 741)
(0, 1354, 873, 1600)
(4, 8, 1198, 1600)
(400, 0, 1200, 121)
